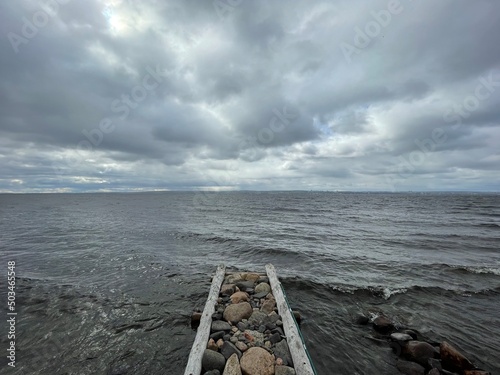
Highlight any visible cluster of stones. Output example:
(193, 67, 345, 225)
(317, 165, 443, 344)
(201, 272, 296, 375)
(356, 313, 492, 375)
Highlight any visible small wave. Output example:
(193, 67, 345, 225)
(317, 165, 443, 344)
(474, 223, 500, 229)
(449, 265, 500, 276)
(281, 276, 500, 300)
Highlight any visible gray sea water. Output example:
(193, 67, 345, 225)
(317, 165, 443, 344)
(0, 192, 499, 374)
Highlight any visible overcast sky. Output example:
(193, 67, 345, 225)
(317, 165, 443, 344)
(1, 0, 499, 192)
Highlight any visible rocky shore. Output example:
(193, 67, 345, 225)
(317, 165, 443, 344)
(192, 272, 298, 375)
(355, 312, 492, 375)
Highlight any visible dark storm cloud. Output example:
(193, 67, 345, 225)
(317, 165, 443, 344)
(0, 0, 499, 192)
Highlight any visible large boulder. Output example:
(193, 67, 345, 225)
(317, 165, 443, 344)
(440, 341, 474, 373)
(224, 302, 253, 323)
(240, 347, 274, 375)
(372, 315, 394, 334)
(403, 341, 439, 366)
(223, 353, 242, 375)
(202, 349, 226, 372)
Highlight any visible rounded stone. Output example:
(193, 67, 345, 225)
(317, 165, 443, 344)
(202, 349, 226, 372)
(240, 347, 275, 375)
(224, 302, 253, 323)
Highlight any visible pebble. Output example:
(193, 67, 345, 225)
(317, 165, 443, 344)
(235, 341, 248, 352)
(207, 338, 218, 351)
(372, 315, 394, 334)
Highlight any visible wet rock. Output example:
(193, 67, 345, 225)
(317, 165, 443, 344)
(212, 321, 232, 332)
(275, 365, 296, 375)
(440, 341, 474, 373)
(224, 302, 253, 323)
(428, 358, 442, 371)
(221, 341, 242, 360)
(202, 349, 226, 373)
(230, 291, 250, 304)
(403, 341, 439, 367)
(428, 369, 440, 375)
(355, 313, 369, 325)
(223, 353, 242, 375)
(391, 333, 413, 342)
(240, 347, 275, 375)
(191, 312, 202, 328)
(274, 339, 293, 367)
(404, 330, 418, 340)
(255, 282, 271, 294)
(373, 315, 394, 334)
(396, 360, 425, 375)
(292, 310, 301, 324)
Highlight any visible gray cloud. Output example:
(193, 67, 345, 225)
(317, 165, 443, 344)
(0, 0, 499, 192)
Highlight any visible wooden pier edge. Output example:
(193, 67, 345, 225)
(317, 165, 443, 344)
(184, 264, 226, 375)
(266, 264, 315, 375)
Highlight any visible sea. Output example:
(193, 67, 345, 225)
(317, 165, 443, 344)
(0, 191, 499, 374)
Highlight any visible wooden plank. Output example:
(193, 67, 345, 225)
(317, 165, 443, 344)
(184, 264, 226, 375)
(266, 264, 315, 375)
